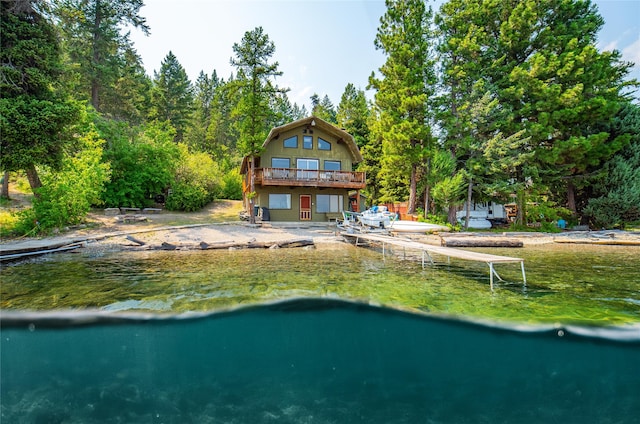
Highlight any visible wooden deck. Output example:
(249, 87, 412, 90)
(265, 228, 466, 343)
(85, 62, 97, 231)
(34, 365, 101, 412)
(342, 233, 526, 290)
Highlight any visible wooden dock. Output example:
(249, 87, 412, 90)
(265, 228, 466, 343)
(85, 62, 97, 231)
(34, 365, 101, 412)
(342, 233, 526, 290)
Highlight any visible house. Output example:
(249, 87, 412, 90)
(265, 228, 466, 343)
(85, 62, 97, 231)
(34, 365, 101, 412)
(240, 116, 366, 222)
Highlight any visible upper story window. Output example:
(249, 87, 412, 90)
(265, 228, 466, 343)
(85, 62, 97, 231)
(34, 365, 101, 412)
(303, 135, 313, 149)
(324, 160, 341, 171)
(272, 157, 290, 168)
(318, 137, 331, 150)
(284, 136, 298, 148)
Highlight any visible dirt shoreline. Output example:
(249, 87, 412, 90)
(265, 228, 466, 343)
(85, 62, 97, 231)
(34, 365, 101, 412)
(2, 199, 640, 256)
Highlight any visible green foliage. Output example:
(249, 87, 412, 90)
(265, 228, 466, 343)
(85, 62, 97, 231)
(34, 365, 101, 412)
(337, 83, 371, 150)
(101, 121, 180, 207)
(1, 1, 62, 98)
(52, 0, 149, 112)
(370, 0, 437, 212)
(219, 169, 243, 200)
(417, 212, 457, 231)
(165, 149, 220, 211)
(0, 96, 81, 173)
(583, 103, 640, 229)
(231, 26, 286, 160)
(431, 171, 467, 210)
(527, 201, 571, 224)
(149, 51, 194, 141)
(435, 0, 635, 223)
(310, 93, 337, 123)
(30, 128, 111, 230)
(0, 2, 81, 192)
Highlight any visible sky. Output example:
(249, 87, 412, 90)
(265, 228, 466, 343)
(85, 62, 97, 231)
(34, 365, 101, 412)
(129, 0, 640, 110)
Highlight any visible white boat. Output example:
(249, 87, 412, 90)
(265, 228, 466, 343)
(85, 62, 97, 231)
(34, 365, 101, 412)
(358, 206, 395, 229)
(389, 220, 450, 233)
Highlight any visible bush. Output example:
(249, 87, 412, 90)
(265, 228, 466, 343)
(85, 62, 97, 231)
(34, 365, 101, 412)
(3, 126, 110, 236)
(165, 149, 220, 211)
(101, 121, 180, 208)
(219, 168, 242, 200)
(31, 129, 110, 230)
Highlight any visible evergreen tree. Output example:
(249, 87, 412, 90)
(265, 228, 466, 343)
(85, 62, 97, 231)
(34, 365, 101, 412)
(495, 0, 633, 214)
(583, 102, 640, 228)
(231, 26, 287, 223)
(292, 103, 308, 120)
(100, 40, 152, 124)
(52, 0, 149, 112)
(436, 0, 634, 223)
(0, 0, 80, 194)
(311, 94, 337, 123)
(369, 0, 437, 214)
(185, 70, 218, 152)
(207, 75, 241, 163)
(337, 83, 370, 149)
(149, 51, 194, 142)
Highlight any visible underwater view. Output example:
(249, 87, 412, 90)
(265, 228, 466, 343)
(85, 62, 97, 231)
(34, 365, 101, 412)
(2, 243, 639, 423)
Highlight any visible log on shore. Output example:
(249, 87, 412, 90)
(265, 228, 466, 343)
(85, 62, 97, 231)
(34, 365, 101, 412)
(147, 238, 315, 251)
(441, 238, 523, 248)
(553, 238, 640, 246)
(0, 242, 86, 262)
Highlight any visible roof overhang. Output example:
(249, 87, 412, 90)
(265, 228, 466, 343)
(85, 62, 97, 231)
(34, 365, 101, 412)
(264, 116, 362, 163)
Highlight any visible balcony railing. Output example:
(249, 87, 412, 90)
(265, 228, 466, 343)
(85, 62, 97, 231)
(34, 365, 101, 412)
(253, 167, 366, 189)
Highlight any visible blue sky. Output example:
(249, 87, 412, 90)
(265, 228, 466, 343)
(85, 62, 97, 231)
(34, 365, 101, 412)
(129, 0, 639, 109)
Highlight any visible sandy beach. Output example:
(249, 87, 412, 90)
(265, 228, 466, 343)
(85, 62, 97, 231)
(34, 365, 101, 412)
(2, 200, 639, 259)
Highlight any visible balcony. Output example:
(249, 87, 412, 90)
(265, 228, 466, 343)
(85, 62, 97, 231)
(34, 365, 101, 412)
(253, 167, 366, 189)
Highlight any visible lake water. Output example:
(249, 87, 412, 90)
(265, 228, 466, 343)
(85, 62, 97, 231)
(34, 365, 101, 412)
(1, 243, 639, 325)
(1, 243, 639, 423)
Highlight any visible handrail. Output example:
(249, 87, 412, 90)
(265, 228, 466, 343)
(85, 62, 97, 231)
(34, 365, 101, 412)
(256, 167, 365, 186)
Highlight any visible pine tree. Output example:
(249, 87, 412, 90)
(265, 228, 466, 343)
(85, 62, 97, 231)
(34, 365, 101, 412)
(186, 70, 218, 152)
(311, 94, 337, 123)
(231, 26, 286, 223)
(0, 0, 80, 194)
(52, 0, 149, 113)
(436, 0, 635, 223)
(337, 83, 370, 149)
(149, 51, 194, 142)
(369, 0, 437, 214)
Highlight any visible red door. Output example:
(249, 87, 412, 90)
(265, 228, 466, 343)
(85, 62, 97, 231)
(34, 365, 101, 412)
(300, 195, 311, 220)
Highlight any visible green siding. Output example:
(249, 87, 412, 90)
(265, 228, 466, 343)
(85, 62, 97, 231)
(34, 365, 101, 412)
(252, 122, 361, 222)
(262, 127, 354, 171)
(256, 187, 350, 222)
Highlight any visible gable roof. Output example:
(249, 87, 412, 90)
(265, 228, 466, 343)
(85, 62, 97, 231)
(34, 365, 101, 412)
(240, 116, 363, 174)
(263, 116, 362, 162)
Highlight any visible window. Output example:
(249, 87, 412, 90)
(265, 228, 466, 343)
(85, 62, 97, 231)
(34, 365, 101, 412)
(271, 158, 290, 178)
(318, 137, 331, 150)
(284, 136, 297, 148)
(316, 195, 344, 213)
(324, 160, 341, 171)
(271, 158, 290, 168)
(269, 194, 291, 209)
(303, 135, 313, 149)
(296, 158, 319, 179)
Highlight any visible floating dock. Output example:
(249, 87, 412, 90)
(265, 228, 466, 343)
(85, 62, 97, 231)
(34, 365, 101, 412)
(342, 233, 526, 290)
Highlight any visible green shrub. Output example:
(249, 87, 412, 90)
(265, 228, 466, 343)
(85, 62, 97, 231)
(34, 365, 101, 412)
(31, 129, 110, 231)
(165, 181, 210, 212)
(101, 121, 180, 207)
(165, 149, 220, 211)
(219, 168, 242, 200)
